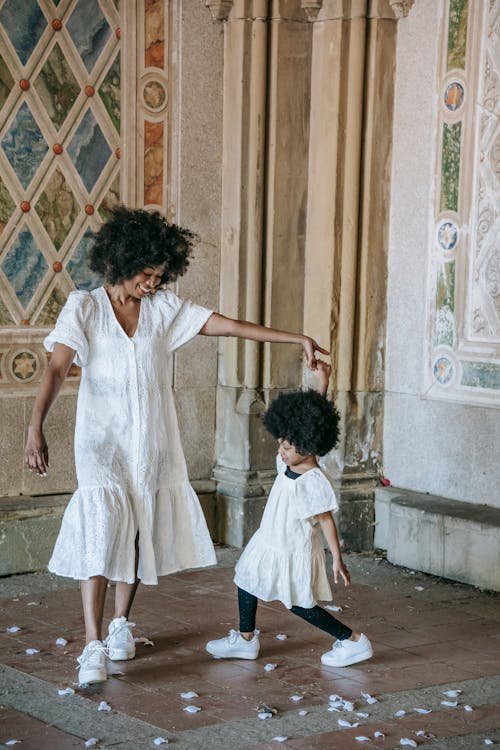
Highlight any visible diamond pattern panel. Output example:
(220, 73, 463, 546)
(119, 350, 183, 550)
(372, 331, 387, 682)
(0, 176, 16, 234)
(35, 168, 80, 251)
(34, 44, 80, 130)
(0, 0, 47, 66)
(1, 102, 48, 189)
(66, 231, 102, 290)
(99, 52, 120, 133)
(68, 109, 112, 193)
(66, 0, 111, 74)
(0, 54, 14, 110)
(2, 228, 48, 309)
(35, 284, 67, 325)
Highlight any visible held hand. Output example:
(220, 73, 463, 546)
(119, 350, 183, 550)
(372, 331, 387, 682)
(24, 427, 49, 477)
(302, 337, 330, 370)
(333, 559, 351, 588)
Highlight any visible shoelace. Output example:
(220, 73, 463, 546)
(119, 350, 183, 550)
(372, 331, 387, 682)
(77, 642, 107, 666)
(227, 629, 240, 643)
(108, 620, 135, 644)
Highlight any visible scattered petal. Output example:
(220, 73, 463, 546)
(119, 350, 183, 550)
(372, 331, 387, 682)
(329, 694, 342, 702)
(343, 701, 355, 712)
(180, 691, 198, 700)
(58, 687, 75, 696)
(276, 634, 288, 640)
(98, 701, 111, 712)
(134, 637, 154, 647)
(441, 700, 458, 707)
(361, 692, 378, 705)
(356, 712, 369, 718)
(414, 586, 425, 591)
(27, 602, 39, 606)
(56, 638, 68, 646)
(272, 737, 288, 743)
(394, 709, 406, 717)
(153, 739, 168, 746)
(289, 695, 303, 702)
(355, 738, 370, 743)
(298, 710, 308, 716)
(325, 604, 343, 612)
(84, 740, 98, 748)
(464, 705, 473, 712)
(264, 663, 277, 671)
(5, 742, 21, 746)
(338, 719, 359, 728)
(329, 700, 344, 709)
(25, 648, 40, 655)
(183, 705, 201, 713)
(443, 689, 462, 698)
(374, 732, 385, 739)
(258, 712, 273, 720)
(400, 740, 417, 748)
(413, 707, 432, 714)
(6, 626, 21, 633)
(254, 629, 261, 635)
(416, 731, 436, 739)
(484, 741, 494, 746)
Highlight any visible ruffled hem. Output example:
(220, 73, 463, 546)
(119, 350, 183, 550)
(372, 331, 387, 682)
(234, 535, 332, 609)
(49, 481, 216, 585)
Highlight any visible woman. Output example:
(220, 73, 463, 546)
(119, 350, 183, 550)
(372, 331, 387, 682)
(24, 206, 328, 685)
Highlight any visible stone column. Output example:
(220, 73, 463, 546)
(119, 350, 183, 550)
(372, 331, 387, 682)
(303, 0, 400, 550)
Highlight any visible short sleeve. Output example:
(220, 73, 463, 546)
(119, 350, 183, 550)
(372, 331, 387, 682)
(291, 469, 339, 520)
(158, 290, 213, 352)
(44, 291, 93, 367)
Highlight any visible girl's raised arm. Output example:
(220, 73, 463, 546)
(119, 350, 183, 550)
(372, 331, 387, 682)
(24, 342, 76, 477)
(199, 312, 329, 370)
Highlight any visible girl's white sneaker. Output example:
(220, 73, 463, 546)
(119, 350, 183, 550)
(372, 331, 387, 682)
(320, 633, 373, 667)
(206, 629, 260, 660)
(105, 616, 136, 661)
(77, 640, 107, 685)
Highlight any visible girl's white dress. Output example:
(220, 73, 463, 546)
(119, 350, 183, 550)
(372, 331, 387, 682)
(45, 287, 217, 585)
(234, 455, 339, 608)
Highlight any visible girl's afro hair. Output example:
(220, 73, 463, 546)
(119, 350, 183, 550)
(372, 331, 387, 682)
(89, 206, 198, 284)
(262, 389, 340, 456)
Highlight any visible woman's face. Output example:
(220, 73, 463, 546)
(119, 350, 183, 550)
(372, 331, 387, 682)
(277, 438, 307, 467)
(122, 264, 166, 299)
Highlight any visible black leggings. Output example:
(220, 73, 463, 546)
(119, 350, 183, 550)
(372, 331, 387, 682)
(238, 587, 352, 641)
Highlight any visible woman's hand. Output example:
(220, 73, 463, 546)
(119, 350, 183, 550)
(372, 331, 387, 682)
(25, 426, 49, 477)
(332, 558, 351, 587)
(302, 337, 330, 370)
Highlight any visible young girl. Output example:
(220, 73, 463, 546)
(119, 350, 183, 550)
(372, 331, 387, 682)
(206, 361, 373, 668)
(24, 206, 328, 686)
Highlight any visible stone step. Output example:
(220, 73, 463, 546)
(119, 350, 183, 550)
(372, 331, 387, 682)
(375, 487, 500, 591)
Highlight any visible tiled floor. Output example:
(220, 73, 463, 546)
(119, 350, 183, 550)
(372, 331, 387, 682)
(0, 548, 499, 749)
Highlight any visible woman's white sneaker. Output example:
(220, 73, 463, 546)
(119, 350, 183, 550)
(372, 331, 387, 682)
(105, 616, 136, 661)
(206, 629, 260, 660)
(77, 640, 107, 685)
(320, 633, 373, 667)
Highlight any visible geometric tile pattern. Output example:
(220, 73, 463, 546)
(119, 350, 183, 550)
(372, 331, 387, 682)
(428, 0, 500, 404)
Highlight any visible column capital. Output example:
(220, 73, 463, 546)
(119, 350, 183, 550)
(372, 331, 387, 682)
(388, 0, 414, 19)
(205, 0, 233, 21)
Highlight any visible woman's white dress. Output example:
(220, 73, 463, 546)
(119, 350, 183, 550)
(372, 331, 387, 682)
(45, 287, 216, 585)
(234, 455, 339, 609)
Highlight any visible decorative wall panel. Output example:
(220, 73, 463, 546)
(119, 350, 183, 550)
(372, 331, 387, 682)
(427, 0, 500, 406)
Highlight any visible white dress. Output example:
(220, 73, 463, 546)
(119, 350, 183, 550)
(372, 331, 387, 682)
(233, 455, 339, 609)
(45, 287, 217, 585)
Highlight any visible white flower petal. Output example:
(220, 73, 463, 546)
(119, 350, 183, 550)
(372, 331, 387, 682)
(56, 638, 68, 646)
(6, 626, 21, 633)
(57, 687, 75, 696)
(441, 700, 458, 708)
(413, 707, 432, 714)
(272, 737, 288, 742)
(443, 689, 462, 698)
(298, 710, 308, 716)
(264, 663, 277, 672)
(153, 738, 168, 746)
(289, 695, 303, 702)
(180, 691, 198, 700)
(258, 712, 273, 720)
(25, 648, 40, 655)
(98, 701, 111, 712)
(355, 737, 370, 743)
(400, 740, 417, 748)
(374, 732, 385, 739)
(276, 634, 288, 640)
(394, 709, 406, 717)
(84, 740, 99, 748)
(183, 705, 201, 713)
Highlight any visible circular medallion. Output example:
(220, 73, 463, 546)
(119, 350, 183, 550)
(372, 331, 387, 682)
(143, 81, 167, 112)
(444, 81, 464, 112)
(433, 355, 454, 386)
(12, 350, 39, 382)
(436, 220, 459, 253)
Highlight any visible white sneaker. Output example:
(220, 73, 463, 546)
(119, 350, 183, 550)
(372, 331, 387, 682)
(206, 629, 260, 660)
(105, 616, 136, 661)
(321, 633, 373, 667)
(77, 640, 107, 685)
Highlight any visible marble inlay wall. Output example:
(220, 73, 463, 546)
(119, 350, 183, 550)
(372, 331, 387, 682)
(427, 0, 500, 405)
(0, 0, 121, 394)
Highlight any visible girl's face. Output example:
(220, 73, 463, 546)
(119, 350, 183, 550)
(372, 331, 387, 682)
(123, 264, 166, 299)
(278, 438, 308, 468)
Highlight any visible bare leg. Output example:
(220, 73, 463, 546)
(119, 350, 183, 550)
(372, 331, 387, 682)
(113, 579, 140, 620)
(113, 533, 140, 620)
(80, 576, 108, 644)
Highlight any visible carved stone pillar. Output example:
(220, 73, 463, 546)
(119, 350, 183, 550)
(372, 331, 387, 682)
(303, 0, 399, 549)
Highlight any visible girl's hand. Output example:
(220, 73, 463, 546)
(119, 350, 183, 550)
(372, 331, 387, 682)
(25, 427, 49, 477)
(302, 337, 329, 370)
(333, 558, 351, 587)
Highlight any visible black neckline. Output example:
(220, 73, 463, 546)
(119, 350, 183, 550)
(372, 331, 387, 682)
(285, 466, 302, 480)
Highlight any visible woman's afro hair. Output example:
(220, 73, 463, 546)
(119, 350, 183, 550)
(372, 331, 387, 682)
(262, 389, 340, 457)
(89, 206, 198, 284)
